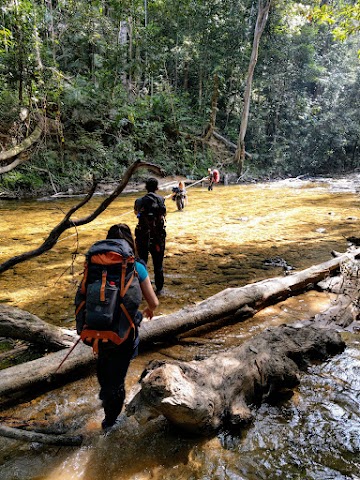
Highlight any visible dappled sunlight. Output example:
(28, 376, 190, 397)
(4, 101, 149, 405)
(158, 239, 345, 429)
(0, 182, 358, 323)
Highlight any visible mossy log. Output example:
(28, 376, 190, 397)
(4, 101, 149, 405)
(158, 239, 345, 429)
(126, 324, 345, 434)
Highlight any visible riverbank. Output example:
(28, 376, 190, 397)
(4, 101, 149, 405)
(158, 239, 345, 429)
(1, 172, 360, 202)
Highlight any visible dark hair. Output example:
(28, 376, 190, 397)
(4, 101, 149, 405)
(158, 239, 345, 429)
(145, 177, 159, 193)
(106, 223, 136, 253)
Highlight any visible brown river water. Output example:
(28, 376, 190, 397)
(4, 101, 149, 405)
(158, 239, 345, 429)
(0, 177, 360, 479)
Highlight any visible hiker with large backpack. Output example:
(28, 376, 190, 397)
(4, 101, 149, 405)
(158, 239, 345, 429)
(134, 177, 166, 294)
(75, 223, 159, 430)
(170, 180, 188, 211)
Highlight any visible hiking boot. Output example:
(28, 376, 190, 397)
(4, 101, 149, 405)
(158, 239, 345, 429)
(101, 417, 117, 431)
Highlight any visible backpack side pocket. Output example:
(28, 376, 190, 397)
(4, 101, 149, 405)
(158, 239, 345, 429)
(86, 280, 119, 329)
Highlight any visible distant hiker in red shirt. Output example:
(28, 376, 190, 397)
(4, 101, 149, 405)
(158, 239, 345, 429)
(207, 168, 220, 191)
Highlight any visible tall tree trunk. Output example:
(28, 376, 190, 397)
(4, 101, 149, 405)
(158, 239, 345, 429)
(198, 65, 203, 110)
(128, 17, 133, 88)
(234, 0, 272, 174)
(45, 0, 57, 64)
(183, 61, 189, 90)
(119, 20, 129, 90)
(204, 73, 219, 140)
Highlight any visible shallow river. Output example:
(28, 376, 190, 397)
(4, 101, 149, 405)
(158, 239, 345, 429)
(0, 178, 359, 479)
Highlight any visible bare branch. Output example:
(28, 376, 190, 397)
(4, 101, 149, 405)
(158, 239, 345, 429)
(0, 424, 83, 446)
(0, 160, 164, 274)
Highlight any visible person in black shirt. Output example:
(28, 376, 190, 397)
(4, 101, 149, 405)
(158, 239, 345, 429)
(134, 178, 166, 294)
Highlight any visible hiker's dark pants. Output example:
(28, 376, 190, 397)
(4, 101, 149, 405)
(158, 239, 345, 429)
(135, 228, 166, 291)
(97, 336, 134, 423)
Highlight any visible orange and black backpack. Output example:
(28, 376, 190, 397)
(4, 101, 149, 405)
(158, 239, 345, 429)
(75, 239, 142, 353)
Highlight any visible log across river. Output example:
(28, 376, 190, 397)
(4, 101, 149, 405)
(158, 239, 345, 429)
(0, 177, 360, 479)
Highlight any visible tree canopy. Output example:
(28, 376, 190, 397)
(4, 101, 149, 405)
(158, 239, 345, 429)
(0, 0, 359, 195)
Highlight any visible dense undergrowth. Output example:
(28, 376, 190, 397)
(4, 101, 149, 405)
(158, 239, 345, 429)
(1, 1, 359, 197)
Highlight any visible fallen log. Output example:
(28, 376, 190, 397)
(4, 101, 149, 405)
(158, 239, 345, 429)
(0, 305, 74, 350)
(0, 342, 95, 405)
(126, 324, 345, 434)
(212, 131, 252, 158)
(138, 248, 360, 343)
(0, 249, 358, 402)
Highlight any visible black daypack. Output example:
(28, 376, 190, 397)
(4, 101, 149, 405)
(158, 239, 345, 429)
(75, 239, 142, 353)
(136, 193, 166, 232)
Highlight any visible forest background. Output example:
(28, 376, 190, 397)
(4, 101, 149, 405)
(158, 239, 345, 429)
(0, 0, 359, 197)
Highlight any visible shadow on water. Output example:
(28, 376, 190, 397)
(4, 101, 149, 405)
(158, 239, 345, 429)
(0, 180, 360, 479)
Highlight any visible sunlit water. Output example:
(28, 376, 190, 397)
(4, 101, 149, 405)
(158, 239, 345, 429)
(0, 178, 359, 479)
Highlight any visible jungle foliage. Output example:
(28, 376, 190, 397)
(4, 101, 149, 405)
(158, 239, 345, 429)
(0, 0, 359, 195)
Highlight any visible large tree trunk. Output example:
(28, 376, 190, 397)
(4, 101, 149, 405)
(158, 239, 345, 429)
(126, 324, 345, 434)
(234, 0, 272, 173)
(0, 250, 358, 403)
(0, 122, 43, 163)
(204, 73, 219, 140)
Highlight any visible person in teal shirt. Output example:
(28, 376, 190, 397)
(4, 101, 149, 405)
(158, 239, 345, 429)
(98, 223, 159, 430)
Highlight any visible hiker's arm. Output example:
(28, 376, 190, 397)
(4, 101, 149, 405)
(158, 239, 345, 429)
(134, 198, 141, 216)
(140, 276, 159, 319)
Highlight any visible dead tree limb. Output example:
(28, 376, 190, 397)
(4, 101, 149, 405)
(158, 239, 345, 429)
(126, 324, 345, 434)
(0, 123, 43, 164)
(212, 131, 236, 151)
(0, 250, 357, 402)
(212, 131, 252, 158)
(0, 160, 164, 274)
(0, 423, 83, 446)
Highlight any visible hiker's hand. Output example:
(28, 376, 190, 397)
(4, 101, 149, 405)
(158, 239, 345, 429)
(142, 307, 154, 320)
